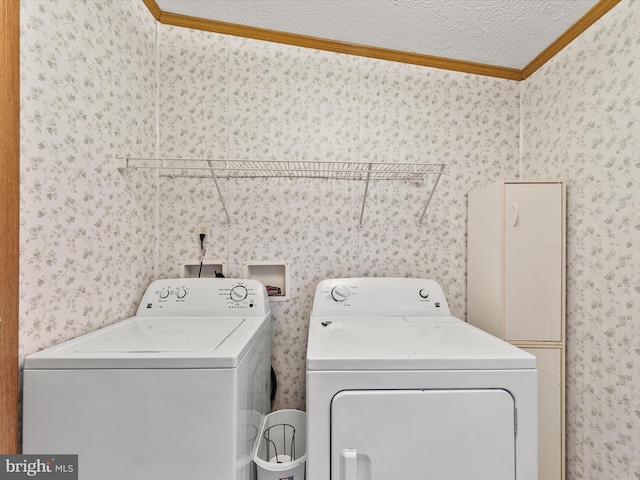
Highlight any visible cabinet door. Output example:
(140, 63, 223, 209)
(467, 182, 503, 338)
(504, 183, 562, 342)
(522, 347, 563, 480)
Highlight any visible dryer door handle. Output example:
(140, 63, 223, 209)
(341, 449, 358, 480)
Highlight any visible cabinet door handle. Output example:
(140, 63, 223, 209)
(511, 202, 519, 227)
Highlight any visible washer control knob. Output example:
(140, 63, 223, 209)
(230, 285, 248, 301)
(159, 289, 170, 299)
(177, 288, 187, 299)
(419, 289, 429, 299)
(331, 286, 349, 302)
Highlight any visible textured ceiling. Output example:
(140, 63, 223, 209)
(154, 0, 600, 70)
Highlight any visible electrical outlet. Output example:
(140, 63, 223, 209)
(197, 223, 209, 240)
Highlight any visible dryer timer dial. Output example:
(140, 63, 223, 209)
(331, 286, 349, 302)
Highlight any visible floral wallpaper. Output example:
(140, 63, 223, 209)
(19, 0, 157, 359)
(155, 25, 520, 410)
(19, 0, 639, 477)
(521, 0, 640, 478)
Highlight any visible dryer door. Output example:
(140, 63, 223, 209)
(331, 389, 516, 480)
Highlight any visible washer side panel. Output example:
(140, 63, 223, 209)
(23, 369, 236, 480)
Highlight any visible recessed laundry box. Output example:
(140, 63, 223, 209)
(306, 277, 538, 480)
(23, 278, 273, 480)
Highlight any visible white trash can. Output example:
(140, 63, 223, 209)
(253, 409, 306, 480)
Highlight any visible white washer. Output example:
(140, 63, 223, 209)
(306, 277, 537, 480)
(23, 278, 272, 480)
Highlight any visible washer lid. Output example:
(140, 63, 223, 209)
(24, 315, 269, 369)
(306, 315, 536, 371)
(76, 317, 243, 353)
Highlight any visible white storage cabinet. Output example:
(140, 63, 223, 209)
(467, 180, 566, 480)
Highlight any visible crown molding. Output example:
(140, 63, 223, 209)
(521, 0, 621, 80)
(143, 0, 621, 81)
(158, 10, 522, 80)
(142, 0, 161, 20)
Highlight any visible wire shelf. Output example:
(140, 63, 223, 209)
(116, 157, 446, 225)
(117, 157, 445, 181)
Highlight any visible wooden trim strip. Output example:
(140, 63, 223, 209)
(158, 12, 522, 81)
(141, 0, 622, 81)
(142, 0, 161, 20)
(521, 0, 621, 80)
(0, 0, 20, 454)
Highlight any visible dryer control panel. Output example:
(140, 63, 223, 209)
(137, 278, 270, 316)
(312, 277, 451, 317)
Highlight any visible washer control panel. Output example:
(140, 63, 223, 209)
(156, 284, 191, 302)
(137, 278, 270, 316)
(312, 278, 451, 316)
(219, 282, 263, 310)
(230, 285, 248, 301)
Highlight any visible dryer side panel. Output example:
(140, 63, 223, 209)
(331, 389, 515, 480)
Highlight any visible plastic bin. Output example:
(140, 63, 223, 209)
(253, 409, 306, 480)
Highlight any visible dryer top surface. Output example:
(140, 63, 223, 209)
(308, 277, 535, 371)
(306, 314, 535, 370)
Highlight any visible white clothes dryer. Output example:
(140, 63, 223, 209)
(23, 278, 272, 480)
(306, 277, 537, 480)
